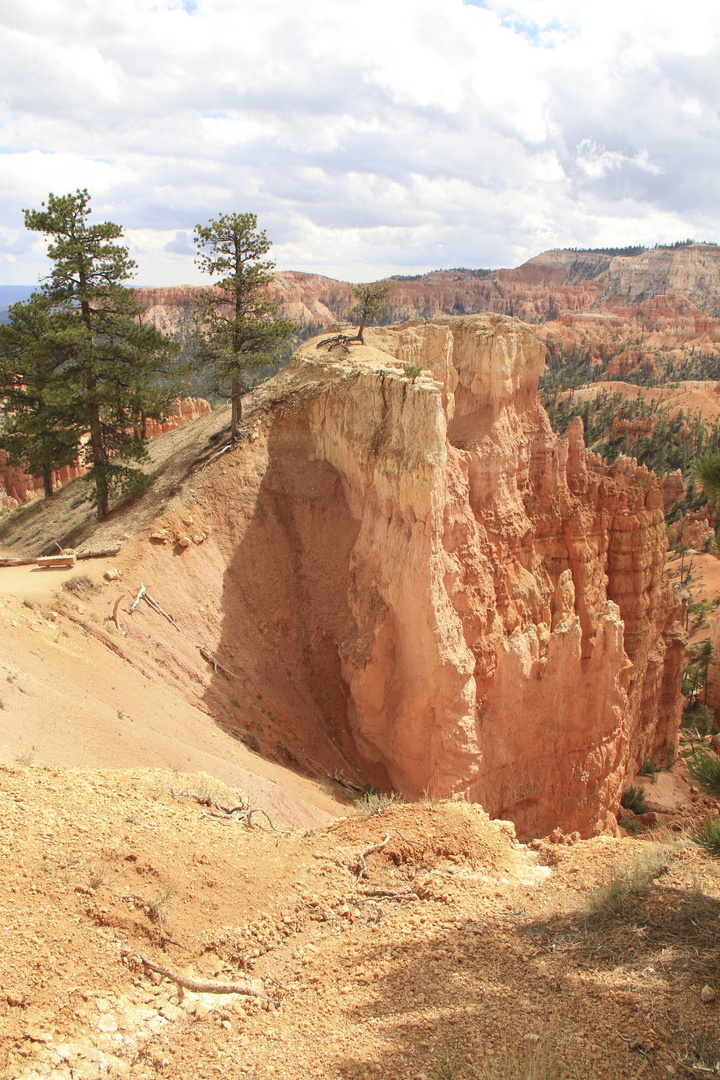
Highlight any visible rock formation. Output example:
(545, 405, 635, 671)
(132, 315, 685, 840)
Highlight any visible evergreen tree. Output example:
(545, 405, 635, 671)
(0, 294, 81, 497)
(193, 213, 296, 439)
(24, 190, 180, 520)
(692, 450, 720, 499)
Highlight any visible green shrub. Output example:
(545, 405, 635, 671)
(403, 364, 423, 384)
(621, 785, 648, 816)
(620, 817, 644, 834)
(638, 756, 658, 780)
(681, 703, 715, 737)
(685, 747, 720, 796)
(693, 817, 720, 859)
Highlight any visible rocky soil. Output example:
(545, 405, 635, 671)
(1, 763, 719, 1080)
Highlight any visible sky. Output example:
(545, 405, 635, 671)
(1, 0, 720, 286)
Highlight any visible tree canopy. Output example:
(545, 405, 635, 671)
(22, 189, 181, 519)
(193, 213, 295, 438)
(349, 280, 393, 343)
(0, 293, 81, 497)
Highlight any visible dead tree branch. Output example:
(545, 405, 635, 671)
(143, 591, 179, 630)
(316, 334, 359, 355)
(199, 646, 240, 678)
(121, 946, 270, 1001)
(129, 585, 146, 613)
(171, 788, 277, 831)
(112, 594, 126, 632)
(76, 544, 122, 560)
(356, 831, 391, 881)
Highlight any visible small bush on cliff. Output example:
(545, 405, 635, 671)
(621, 786, 648, 816)
(684, 746, 720, 796)
(403, 364, 423, 384)
(693, 817, 720, 859)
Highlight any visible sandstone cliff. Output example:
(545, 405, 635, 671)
(126, 315, 685, 840)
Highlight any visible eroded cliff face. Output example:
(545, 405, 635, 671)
(129, 315, 685, 840)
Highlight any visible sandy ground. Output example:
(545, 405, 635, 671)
(1, 766, 719, 1080)
(0, 561, 338, 829)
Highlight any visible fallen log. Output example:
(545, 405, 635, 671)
(76, 544, 121, 560)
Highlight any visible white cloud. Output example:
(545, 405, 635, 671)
(0, 0, 719, 284)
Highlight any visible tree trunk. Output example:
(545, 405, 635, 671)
(42, 466, 53, 499)
(88, 393, 108, 521)
(231, 378, 241, 438)
(355, 312, 367, 344)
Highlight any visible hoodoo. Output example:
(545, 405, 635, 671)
(130, 314, 685, 840)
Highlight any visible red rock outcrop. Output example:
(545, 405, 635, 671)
(127, 315, 685, 840)
(0, 454, 88, 508)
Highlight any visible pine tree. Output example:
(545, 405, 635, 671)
(24, 190, 180, 520)
(692, 450, 720, 498)
(193, 213, 296, 439)
(0, 293, 81, 497)
(348, 280, 393, 344)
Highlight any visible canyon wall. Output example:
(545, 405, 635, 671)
(129, 315, 685, 840)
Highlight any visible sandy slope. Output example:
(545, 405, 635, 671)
(0, 562, 337, 829)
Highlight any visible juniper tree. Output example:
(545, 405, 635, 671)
(193, 213, 295, 439)
(0, 293, 81, 497)
(24, 189, 180, 519)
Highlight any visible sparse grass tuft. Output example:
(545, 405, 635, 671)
(355, 789, 402, 818)
(620, 817, 644, 834)
(15, 750, 36, 766)
(620, 785, 648, 816)
(684, 746, 720, 796)
(587, 849, 672, 916)
(241, 730, 260, 753)
(62, 575, 94, 597)
(693, 817, 720, 859)
(475, 1032, 580, 1079)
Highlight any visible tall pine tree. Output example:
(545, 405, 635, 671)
(193, 213, 295, 439)
(24, 190, 180, 519)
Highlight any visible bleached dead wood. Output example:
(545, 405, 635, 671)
(316, 334, 359, 355)
(121, 946, 270, 1001)
(199, 645, 240, 678)
(171, 787, 277, 831)
(129, 585, 146, 613)
(143, 590, 179, 629)
(356, 831, 391, 881)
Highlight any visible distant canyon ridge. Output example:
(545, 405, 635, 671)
(137, 243, 720, 377)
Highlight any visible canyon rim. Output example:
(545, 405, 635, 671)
(123, 313, 686, 841)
